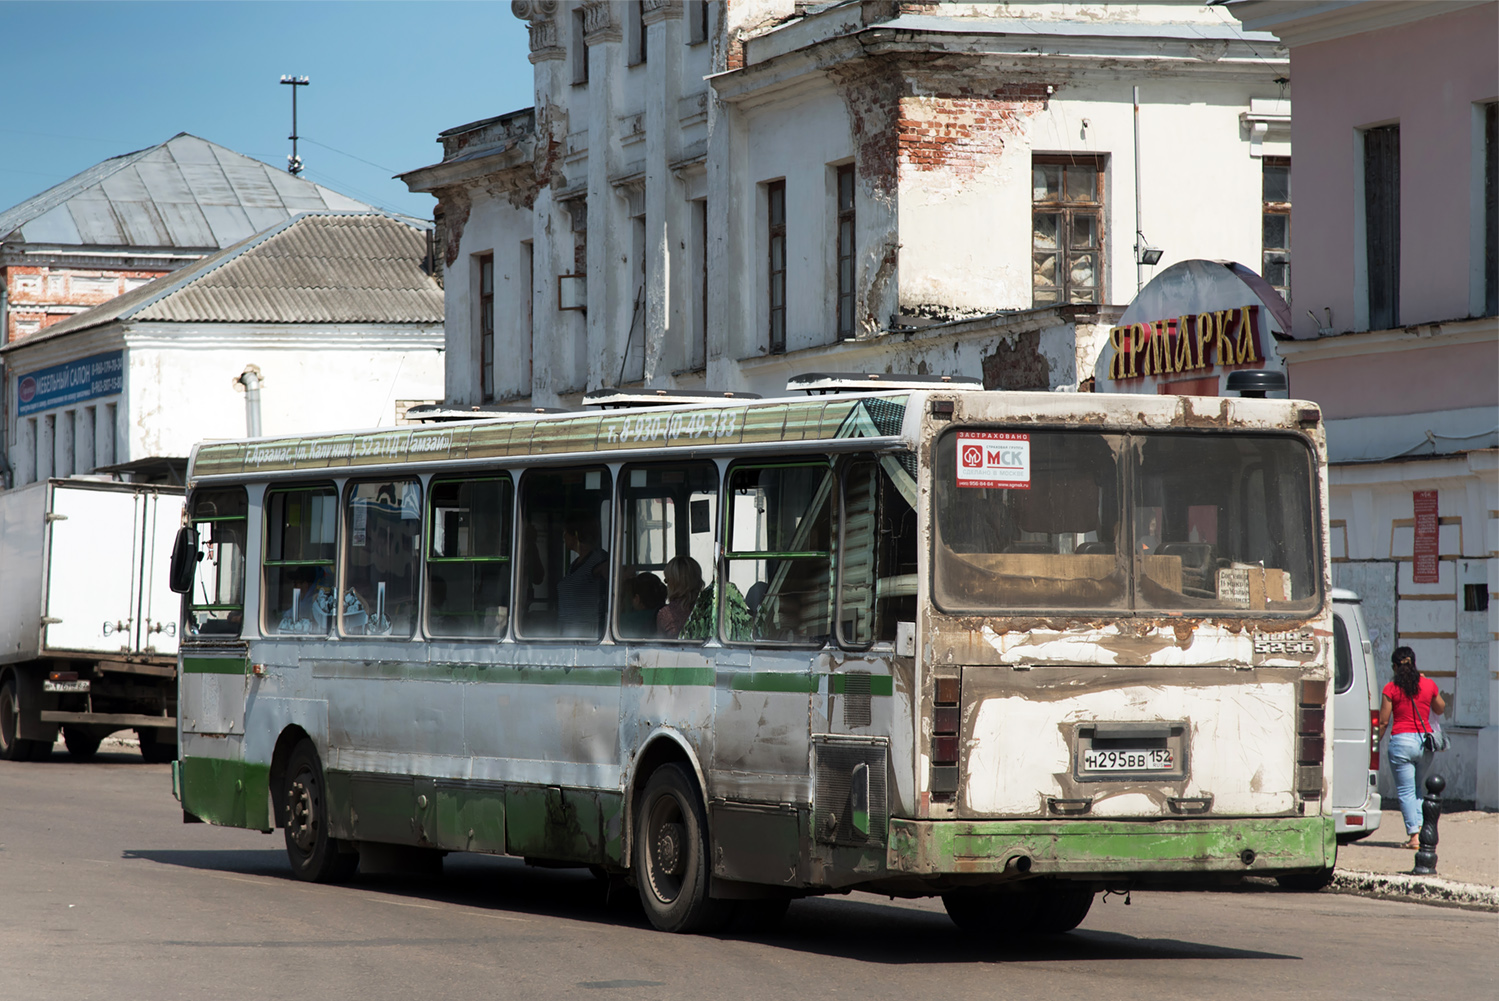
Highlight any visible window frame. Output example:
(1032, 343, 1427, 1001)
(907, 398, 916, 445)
(1362, 124, 1401, 330)
(513, 465, 614, 643)
(261, 482, 340, 637)
(340, 476, 423, 640)
(1031, 154, 1106, 306)
(1261, 156, 1291, 304)
(186, 486, 248, 637)
(767, 179, 787, 353)
(478, 253, 495, 401)
(835, 163, 856, 341)
(614, 460, 720, 644)
(424, 473, 515, 640)
(721, 459, 835, 648)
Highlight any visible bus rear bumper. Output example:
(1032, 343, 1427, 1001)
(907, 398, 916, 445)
(887, 816, 1335, 878)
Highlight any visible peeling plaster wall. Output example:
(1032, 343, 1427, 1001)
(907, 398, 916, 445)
(443, 194, 535, 405)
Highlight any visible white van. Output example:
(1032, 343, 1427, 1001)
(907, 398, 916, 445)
(1330, 588, 1382, 841)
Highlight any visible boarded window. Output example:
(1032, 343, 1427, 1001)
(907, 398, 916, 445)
(836, 163, 856, 339)
(1262, 157, 1291, 304)
(1033, 156, 1105, 305)
(768, 180, 787, 352)
(1363, 125, 1400, 330)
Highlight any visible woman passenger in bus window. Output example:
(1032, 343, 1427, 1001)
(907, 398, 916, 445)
(658, 555, 703, 639)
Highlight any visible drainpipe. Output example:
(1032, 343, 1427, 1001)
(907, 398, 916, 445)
(1133, 85, 1143, 293)
(236, 364, 263, 438)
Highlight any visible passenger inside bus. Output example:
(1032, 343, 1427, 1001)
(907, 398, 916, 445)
(557, 515, 608, 637)
(658, 556, 703, 638)
(621, 572, 667, 638)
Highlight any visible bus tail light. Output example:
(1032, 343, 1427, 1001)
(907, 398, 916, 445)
(930, 675, 961, 796)
(1369, 710, 1381, 770)
(1295, 680, 1326, 797)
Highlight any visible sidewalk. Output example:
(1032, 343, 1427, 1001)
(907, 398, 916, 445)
(1331, 809, 1498, 911)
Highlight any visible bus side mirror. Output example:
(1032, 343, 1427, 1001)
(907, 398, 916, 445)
(169, 526, 199, 594)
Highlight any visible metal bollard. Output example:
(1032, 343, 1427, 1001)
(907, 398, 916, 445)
(1411, 774, 1445, 875)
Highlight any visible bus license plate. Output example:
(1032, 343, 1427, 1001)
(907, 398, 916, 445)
(1082, 748, 1173, 772)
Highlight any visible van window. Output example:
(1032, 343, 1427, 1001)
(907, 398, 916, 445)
(1333, 612, 1353, 694)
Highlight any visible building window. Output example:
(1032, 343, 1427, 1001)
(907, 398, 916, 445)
(768, 180, 787, 353)
(1262, 156, 1291, 304)
(1363, 124, 1400, 330)
(478, 253, 494, 401)
(1032, 156, 1104, 305)
(628, 1, 647, 66)
(836, 163, 856, 340)
(692, 198, 708, 371)
(571, 8, 588, 85)
(687, 0, 709, 44)
(1484, 101, 1497, 317)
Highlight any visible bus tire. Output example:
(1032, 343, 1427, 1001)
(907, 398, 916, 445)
(1276, 867, 1336, 892)
(0, 676, 43, 763)
(941, 888, 1036, 936)
(282, 739, 358, 883)
(63, 726, 102, 762)
(1032, 886, 1094, 934)
(634, 763, 733, 933)
(137, 728, 177, 764)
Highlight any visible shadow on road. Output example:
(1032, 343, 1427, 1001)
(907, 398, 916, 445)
(119, 848, 1302, 964)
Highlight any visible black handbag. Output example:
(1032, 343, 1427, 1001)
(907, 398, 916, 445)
(1411, 687, 1450, 752)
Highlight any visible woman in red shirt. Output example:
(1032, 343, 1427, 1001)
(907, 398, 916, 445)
(1378, 646, 1448, 848)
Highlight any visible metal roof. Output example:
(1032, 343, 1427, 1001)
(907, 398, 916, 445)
(0, 133, 372, 252)
(2, 212, 442, 349)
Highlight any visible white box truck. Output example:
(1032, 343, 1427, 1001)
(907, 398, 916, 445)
(0, 478, 184, 762)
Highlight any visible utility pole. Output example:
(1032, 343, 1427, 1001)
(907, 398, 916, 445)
(279, 75, 310, 175)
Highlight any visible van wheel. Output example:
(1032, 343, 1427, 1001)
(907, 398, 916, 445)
(634, 763, 733, 933)
(0, 677, 43, 762)
(63, 726, 102, 762)
(283, 739, 358, 882)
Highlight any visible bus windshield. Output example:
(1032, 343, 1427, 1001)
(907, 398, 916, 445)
(933, 429, 1319, 614)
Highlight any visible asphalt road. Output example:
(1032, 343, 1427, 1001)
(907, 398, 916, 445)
(2, 751, 1493, 1001)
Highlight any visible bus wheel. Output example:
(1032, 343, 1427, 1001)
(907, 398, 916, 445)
(63, 726, 102, 762)
(283, 740, 358, 883)
(136, 728, 176, 764)
(0, 677, 43, 762)
(1032, 886, 1094, 934)
(634, 763, 733, 933)
(941, 889, 1037, 935)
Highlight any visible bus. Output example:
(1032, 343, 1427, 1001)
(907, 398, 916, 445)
(168, 374, 1335, 934)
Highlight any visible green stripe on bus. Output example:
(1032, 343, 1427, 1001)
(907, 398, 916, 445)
(641, 667, 715, 687)
(180, 757, 271, 831)
(828, 674, 894, 697)
(182, 657, 247, 675)
(727, 672, 819, 693)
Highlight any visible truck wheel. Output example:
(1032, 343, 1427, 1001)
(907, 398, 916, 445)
(0, 677, 43, 762)
(137, 728, 177, 764)
(283, 739, 358, 883)
(63, 726, 102, 762)
(634, 763, 734, 933)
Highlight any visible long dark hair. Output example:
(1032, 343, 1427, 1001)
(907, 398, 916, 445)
(1391, 646, 1420, 698)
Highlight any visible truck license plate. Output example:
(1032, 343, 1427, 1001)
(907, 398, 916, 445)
(43, 679, 90, 693)
(1082, 747, 1173, 772)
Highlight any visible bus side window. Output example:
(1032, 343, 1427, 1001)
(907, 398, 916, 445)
(725, 462, 833, 645)
(426, 476, 513, 638)
(187, 487, 248, 636)
(516, 467, 612, 641)
(343, 479, 421, 638)
(617, 462, 719, 642)
(837, 453, 918, 647)
(263, 485, 338, 636)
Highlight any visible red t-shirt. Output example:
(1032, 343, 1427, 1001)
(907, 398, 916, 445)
(1383, 677, 1440, 735)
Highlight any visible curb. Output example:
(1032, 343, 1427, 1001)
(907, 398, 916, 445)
(1328, 868, 1499, 912)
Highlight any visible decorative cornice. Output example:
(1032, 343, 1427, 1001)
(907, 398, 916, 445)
(641, 0, 682, 26)
(510, 0, 558, 22)
(582, 1, 622, 44)
(528, 17, 565, 62)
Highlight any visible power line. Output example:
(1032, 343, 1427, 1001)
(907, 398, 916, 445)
(301, 137, 401, 175)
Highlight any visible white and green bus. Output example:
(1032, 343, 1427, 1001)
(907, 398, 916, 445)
(169, 375, 1335, 934)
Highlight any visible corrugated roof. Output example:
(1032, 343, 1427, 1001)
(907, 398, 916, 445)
(0, 133, 372, 250)
(2, 212, 442, 348)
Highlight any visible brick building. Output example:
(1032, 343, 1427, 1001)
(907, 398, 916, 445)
(402, 1, 1293, 405)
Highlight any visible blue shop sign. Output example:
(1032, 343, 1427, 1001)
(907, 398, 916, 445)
(15, 351, 124, 417)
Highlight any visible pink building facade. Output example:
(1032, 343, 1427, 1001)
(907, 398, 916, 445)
(1234, 1, 1499, 808)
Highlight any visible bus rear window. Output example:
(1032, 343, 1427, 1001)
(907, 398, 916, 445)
(934, 430, 1320, 615)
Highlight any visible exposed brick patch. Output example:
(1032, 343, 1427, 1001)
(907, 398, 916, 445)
(898, 84, 1050, 177)
(439, 188, 472, 268)
(982, 331, 1050, 391)
(828, 57, 905, 197)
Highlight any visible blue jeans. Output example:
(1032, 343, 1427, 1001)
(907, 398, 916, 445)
(1387, 732, 1432, 836)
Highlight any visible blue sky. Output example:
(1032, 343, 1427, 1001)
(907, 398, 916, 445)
(0, 1, 535, 220)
